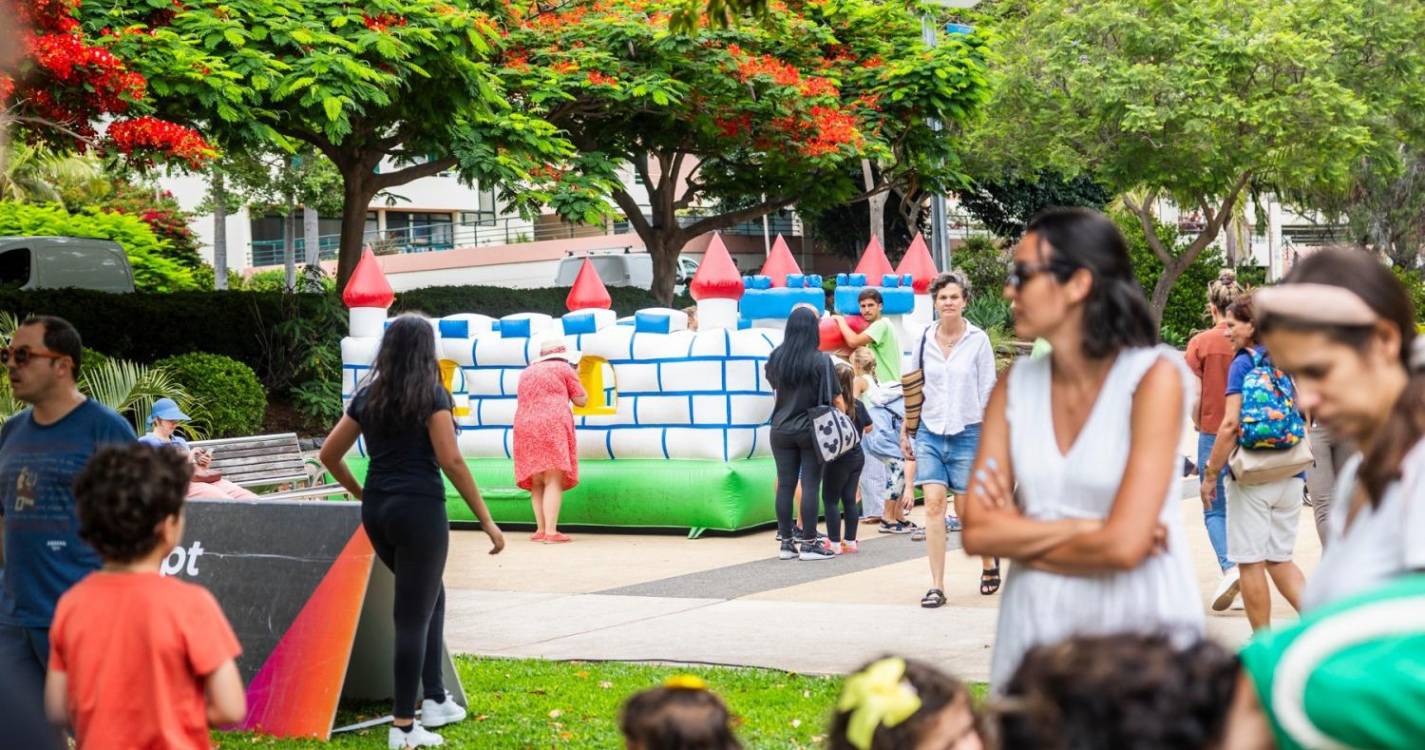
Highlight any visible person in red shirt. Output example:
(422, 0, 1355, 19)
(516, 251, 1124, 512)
(1185, 270, 1244, 611)
(44, 443, 244, 749)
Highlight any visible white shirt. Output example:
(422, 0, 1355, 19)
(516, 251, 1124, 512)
(908, 320, 996, 437)
(1301, 441, 1425, 612)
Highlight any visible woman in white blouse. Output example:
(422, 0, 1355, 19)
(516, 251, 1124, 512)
(1256, 248, 1425, 611)
(901, 272, 998, 607)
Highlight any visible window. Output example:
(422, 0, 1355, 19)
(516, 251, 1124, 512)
(460, 186, 499, 227)
(573, 356, 618, 416)
(385, 211, 454, 249)
(0, 248, 32, 289)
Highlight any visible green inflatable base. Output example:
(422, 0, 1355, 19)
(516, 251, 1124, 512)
(340, 457, 778, 535)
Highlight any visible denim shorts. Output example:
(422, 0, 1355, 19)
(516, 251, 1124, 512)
(914, 423, 981, 493)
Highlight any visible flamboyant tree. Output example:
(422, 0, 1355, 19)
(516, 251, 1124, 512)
(84, 0, 573, 289)
(968, 0, 1417, 325)
(0, 0, 213, 173)
(493, 0, 991, 304)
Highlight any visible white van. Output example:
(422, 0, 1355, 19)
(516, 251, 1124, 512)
(0, 236, 136, 293)
(554, 251, 653, 288)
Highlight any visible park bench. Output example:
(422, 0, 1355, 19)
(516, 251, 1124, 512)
(187, 432, 347, 501)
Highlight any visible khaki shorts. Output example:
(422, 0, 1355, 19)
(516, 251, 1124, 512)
(1226, 476, 1304, 564)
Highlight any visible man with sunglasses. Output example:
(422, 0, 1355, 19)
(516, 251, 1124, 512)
(0, 316, 135, 707)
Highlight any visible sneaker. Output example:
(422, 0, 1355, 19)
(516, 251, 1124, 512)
(877, 521, 898, 534)
(778, 539, 798, 560)
(389, 723, 444, 748)
(910, 526, 927, 542)
(840, 540, 859, 554)
(946, 516, 962, 532)
(420, 692, 467, 728)
(888, 522, 916, 535)
(1211, 566, 1241, 612)
(799, 538, 838, 560)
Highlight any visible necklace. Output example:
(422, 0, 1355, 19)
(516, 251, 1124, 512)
(935, 320, 967, 355)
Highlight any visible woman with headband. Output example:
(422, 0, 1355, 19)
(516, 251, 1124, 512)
(1256, 248, 1425, 612)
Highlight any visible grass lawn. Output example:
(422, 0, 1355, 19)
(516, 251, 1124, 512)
(217, 656, 848, 749)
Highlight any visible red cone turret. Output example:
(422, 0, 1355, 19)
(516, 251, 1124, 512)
(853, 235, 894, 282)
(565, 258, 613, 311)
(896, 233, 938, 294)
(690, 234, 744, 301)
(758, 235, 802, 287)
(342, 248, 395, 309)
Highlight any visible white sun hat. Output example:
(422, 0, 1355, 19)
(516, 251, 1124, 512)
(534, 337, 582, 364)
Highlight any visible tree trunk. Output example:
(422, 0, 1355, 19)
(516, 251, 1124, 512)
(336, 170, 377, 293)
(212, 170, 228, 290)
(863, 159, 886, 246)
(283, 201, 297, 291)
(1149, 258, 1188, 330)
(303, 205, 320, 267)
(645, 232, 679, 306)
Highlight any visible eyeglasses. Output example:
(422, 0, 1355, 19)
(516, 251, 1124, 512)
(1006, 260, 1056, 290)
(0, 346, 67, 367)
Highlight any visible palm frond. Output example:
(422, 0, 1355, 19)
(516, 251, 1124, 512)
(78, 359, 204, 437)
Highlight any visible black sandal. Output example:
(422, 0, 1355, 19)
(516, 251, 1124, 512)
(921, 588, 947, 609)
(980, 560, 1001, 596)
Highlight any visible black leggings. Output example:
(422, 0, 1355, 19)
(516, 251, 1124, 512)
(822, 452, 863, 543)
(771, 430, 822, 541)
(362, 492, 449, 719)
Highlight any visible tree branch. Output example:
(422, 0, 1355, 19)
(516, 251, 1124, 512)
(1122, 188, 1175, 267)
(370, 157, 457, 191)
(681, 196, 798, 239)
(609, 186, 653, 239)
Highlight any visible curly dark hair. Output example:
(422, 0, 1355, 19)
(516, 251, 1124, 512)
(76, 443, 191, 563)
(996, 633, 1239, 750)
(828, 657, 975, 750)
(620, 685, 742, 750)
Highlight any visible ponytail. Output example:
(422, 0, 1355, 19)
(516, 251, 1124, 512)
(1359, 339, 1425, 507)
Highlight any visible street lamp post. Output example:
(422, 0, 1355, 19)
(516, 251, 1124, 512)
(919, 4, 976, 271)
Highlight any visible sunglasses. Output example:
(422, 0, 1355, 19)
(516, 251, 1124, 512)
(0, 345, 68, 367)
(1006, 260, 1058, 290)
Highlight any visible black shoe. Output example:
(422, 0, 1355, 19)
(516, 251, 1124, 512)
(778, 539, 798, 560)
(799, 538, 838, 560)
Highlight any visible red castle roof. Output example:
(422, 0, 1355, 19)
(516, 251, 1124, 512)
(566, 258, 613, 311)
(758, 235, 802, 287)
(342, 248, 395, 309)
(853, 235, 895, 282)
(690, 234, 744, 301)
(896, 233, 939, 294)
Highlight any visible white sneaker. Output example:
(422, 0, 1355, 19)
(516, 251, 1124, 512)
(420, 692, 468, 728)
(389, 722, 444, 748)
(1211, 567, 1241, 612)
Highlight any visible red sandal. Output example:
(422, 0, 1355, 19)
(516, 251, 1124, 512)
(544, 532, 572, 544)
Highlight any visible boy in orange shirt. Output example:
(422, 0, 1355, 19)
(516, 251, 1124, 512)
(44, 443, 246, 748)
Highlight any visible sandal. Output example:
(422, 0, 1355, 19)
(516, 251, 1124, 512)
(980, 559, 1001, 596)
(544, 533, 572, 544)
(920, 588, 946, 609)
(530, 531, 547, 542)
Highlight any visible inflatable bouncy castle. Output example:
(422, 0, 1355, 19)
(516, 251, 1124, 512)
(339, 234, 939, 534)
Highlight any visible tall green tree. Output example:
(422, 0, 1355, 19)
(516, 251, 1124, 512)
(973, 0, 1391, 325)
(494, 0, 991, 303)
(958, 171, 1110, 241)
(84, 0, 571, 290)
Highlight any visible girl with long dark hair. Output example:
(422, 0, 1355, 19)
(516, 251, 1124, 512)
(320, 315, 504, 749)
(960, 207, 1202, 690)
(1255, 248, 1425, 611)
(766, 305, 841, 561)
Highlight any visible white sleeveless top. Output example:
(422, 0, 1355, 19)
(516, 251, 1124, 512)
(990, 346, 1204, 689)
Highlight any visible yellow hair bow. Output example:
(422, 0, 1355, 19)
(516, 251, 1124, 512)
(663, 674, 708, 690)
(836, 658, 922, 750)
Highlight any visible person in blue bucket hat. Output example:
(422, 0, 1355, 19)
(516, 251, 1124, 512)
(139, 398, 256, 500)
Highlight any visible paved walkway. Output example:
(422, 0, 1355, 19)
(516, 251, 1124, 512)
(442, 476, 1323, 681)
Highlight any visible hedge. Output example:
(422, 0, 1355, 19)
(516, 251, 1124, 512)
(155, 353, 267, 438)
(0, 285, 686, 384)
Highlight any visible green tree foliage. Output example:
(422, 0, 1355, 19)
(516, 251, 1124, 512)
(84, 0, 570, 290)
(974, 0, 1391, 326)
(958, 172, 1110, 241)
(1110, 210, 1221, 348)
(0, 201, 198, 291)
(494, 0, 992, 303)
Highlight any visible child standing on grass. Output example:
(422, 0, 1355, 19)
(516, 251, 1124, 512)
(44, 443, 245, 749)
(621, 676, 742, 750)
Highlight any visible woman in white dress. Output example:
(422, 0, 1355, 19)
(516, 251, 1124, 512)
(960, 207, 1203, 689)
(1255, 248, 1425, 612)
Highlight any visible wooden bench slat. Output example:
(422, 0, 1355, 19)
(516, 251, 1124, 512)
(185, 432, 317, 491)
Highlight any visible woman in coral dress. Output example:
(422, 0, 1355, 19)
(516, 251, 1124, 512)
(514, 338, 588, 543)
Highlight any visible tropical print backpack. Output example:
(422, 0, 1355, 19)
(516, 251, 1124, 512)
(1237, 348, 1306, 449)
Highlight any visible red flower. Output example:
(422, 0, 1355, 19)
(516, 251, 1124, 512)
(107, 116, 215, 168)
(585, 71, 617, 86)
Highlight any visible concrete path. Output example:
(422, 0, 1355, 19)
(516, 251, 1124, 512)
(442, 476, 1323, 681)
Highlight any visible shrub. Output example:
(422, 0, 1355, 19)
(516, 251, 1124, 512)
(0, 202, 199, 292)
(81, 348, 109, 379)
(154, 352, 266, 438)
(1392, 266, 1425, 324)
(952, 236, 1008, 299)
